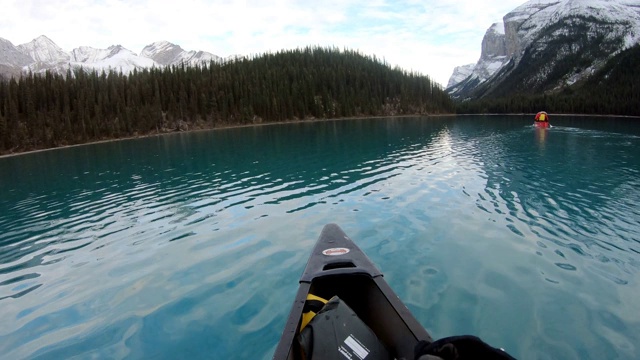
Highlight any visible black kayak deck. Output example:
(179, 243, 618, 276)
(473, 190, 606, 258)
(273, 223, 432, 359)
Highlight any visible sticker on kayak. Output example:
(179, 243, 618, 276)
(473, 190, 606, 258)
(322, 247, 350, 256)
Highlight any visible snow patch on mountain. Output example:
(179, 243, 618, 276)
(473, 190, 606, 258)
(18, 35, 69, 64)
(71, 45, 158, 73)
(223, 54, 245, 63)
(0, 35, 226, 78)
(447, 64, 475, 88)
(447, 21, 509, 90)
(0, 38, 34, 67)
(447, 0, 640, 97)
(140, 41, 184, 65)
(490, 22, 505, 35)
(179, 50, 221, 66)
(141, 41, 221, 67)
(504, 0, 640, 56)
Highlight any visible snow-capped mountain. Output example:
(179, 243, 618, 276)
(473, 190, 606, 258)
(473, 22, 510, 82)
(140, 41, 184, 65)
(141, 41, 221, 66)
(0, 35, 225, 78)
(18, 35, 71, 74)
(0, 38, 33, 68)
(447, 63, 474, 89)
(0, 38, 34, 78)
(70, 45, 157, 73)
(18, 35, 69, 64)
(447, 0, 640, 99)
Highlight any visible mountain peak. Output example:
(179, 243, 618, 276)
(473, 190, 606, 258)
(0, 37, 34, 68)
(447, 64, 475, 89)
(447, 0, 640, 98)
(17, 35, 69, 65)
(20, 35, 61, 51)
(34, 34, 55, 43)
(107, 45, 132, 56)
(140, 40, 220, 66)
(141, 41, 185, 65)
(488, 22, 504, 35)
(149, 40, 179, 49)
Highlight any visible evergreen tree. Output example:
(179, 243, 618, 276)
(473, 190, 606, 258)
(0, 110, 6, 149)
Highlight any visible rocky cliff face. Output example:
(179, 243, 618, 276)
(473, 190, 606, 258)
(475, 23, 511, 82)
(447, 0, 640, 99)
(482, 22, 507, 58)
(446, 22, 511, 98)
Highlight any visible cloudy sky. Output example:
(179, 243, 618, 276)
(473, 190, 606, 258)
(2, 0, 528, 86)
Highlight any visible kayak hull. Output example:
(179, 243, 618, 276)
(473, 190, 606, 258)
(534, 121, 550, 128)
(273, 224, 432, 359)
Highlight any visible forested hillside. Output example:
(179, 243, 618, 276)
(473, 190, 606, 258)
(0, 47, 453, 154)
(456, 44, 640, 116)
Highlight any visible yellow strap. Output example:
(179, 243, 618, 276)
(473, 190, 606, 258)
(306, 294, 328, 303)
(300, 312, 317, 332)
(300, 294, 328, 331)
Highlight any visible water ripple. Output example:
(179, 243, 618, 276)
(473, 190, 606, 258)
(1, 117, 639, 359)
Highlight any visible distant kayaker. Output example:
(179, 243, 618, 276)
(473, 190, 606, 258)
(534, 111, 550, 128)
(534, 111, 549, 123)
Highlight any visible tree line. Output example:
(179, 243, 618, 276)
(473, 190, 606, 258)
(0, 47, 454, 154)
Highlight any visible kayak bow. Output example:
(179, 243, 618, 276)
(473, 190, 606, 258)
(273, 223, 432, 359)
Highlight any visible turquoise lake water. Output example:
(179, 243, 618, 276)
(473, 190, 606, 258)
(1, 115, 639, 359)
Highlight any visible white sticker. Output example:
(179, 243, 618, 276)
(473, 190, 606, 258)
(322, 247, 350, 256)
(344, 335, 369, 359)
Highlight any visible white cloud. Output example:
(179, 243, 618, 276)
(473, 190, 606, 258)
(1, 0, 527, 86)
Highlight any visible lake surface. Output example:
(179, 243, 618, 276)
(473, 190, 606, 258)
(1, 115, 639, 359)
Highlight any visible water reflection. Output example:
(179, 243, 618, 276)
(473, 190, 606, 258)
(535, 126, 547, 150)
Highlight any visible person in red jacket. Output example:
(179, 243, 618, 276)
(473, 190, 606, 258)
(534, 111, 549, 123)
(534, 111, 550, 128)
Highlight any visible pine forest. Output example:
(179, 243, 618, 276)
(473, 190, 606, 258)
(0, 47, 454, 154)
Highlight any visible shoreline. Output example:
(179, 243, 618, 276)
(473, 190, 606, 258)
(1, 112, 638, 159)
(0, 114, 454, 159)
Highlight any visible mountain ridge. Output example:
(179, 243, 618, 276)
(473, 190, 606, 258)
(141, 41, 221, 67)
(0, 35, 229, 77)
(447, 0, 640, 100)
